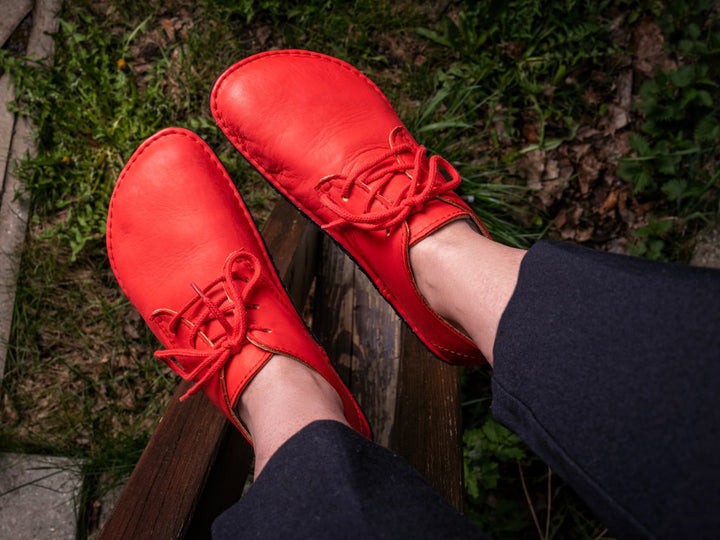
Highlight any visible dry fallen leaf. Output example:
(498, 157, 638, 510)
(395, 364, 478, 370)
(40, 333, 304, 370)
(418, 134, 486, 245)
(160, 18, 175, 42)
(544, 158, 559, 180)
(576, 227, 595, 242)
(600, 190, 620, 214)
(523, 123, 538, 143)
(256, 25, 272, 46)
(633, 19, 677, 77)
(518, 150, 546, 188)
(603, 104, 629, 134)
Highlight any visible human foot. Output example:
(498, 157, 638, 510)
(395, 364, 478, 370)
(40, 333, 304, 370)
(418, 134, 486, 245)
(409, 220, 526, 365)
(211, 50, 490, 365)
(236, 354, 349, 476)
(106, 127, 369, 443)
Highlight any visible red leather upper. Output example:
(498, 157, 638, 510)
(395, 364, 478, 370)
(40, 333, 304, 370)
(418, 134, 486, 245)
(212, 50, 488, 365)
(107, 127, 370, 441)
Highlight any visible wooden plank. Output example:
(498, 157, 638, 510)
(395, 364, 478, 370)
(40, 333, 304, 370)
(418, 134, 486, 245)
(261, 199, 321, 310)
(392, 326, 464, 511)
(313, 237, 400, 446)
(99, 199, 320, 539)
(184, 200, 323, 537)
(313, 236, 464, 509)
(311, 237, 356, 384)
(185, 428, 254, 539)
(98, 382, 229, 540)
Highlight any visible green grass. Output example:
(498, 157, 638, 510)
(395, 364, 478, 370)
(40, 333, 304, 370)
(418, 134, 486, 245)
(617, 0, 720, 259)
(1, 0, 718, 538)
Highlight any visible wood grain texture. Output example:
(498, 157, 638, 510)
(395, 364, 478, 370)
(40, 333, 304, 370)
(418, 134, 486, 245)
(185, 428, 254, 539)
(99, 199, 320, 539)
(98, 382, 231, 539)
(261, 199, 321, 309)
(313, 237, 401, 446)
(313, 236, 463, 508)
(392, 325, 464, 511)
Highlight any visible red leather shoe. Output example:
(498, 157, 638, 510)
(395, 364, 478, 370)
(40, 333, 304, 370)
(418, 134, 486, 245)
(211, 50, 489, 365)
(106, 127, 370, 442)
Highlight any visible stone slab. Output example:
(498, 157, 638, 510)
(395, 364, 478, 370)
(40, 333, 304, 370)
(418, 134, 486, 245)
(0, 453, 83, 539)
(0, 0, 33, 48)
(691, 224, 720, 269)
(93, 483, 125, 538)
(0, 74, 16, 211)
(27, 0, 62, 61)
(0, 0, 62, 381)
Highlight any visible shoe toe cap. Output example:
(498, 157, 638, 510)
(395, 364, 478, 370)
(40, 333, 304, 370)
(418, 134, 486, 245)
(211, 50, 404, 185)
(107, 127, 255, 319)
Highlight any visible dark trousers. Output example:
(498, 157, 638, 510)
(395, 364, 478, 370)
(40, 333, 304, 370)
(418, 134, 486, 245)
(213, 241, 720, 539)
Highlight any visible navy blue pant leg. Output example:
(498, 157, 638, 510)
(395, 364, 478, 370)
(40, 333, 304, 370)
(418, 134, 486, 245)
(212, 420, 486, 539)
(214, 240, 720, 539)
(492, 241, 720, 539)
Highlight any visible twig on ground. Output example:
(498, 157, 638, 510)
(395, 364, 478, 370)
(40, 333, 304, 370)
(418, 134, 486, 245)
(518, 460, 544, 540)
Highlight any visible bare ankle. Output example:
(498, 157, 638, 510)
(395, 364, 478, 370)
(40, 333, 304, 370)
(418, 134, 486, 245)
(410, 220, 526, 364)
(236, 354, 348, 476)
(410, 220, 483, 324)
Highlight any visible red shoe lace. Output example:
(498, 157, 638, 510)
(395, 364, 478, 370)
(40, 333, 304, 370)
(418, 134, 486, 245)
(154, 250, 263, 401)
(318, 136, 461, 231)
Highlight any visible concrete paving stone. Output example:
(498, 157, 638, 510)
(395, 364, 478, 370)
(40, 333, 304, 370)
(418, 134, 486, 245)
(0, 0, 61, 382)
(0, 453, 83, 539)
(0, 74, 16, 196)
(90, 482, 126, 538)
(0, 0, 33, 48)
(0, 91, 32, 383)
(691, 224, 720, 270)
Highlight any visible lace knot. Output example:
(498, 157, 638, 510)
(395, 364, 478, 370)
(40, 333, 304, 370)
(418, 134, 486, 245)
(154, 250, 262, 400)
(318, 128, 461, 232)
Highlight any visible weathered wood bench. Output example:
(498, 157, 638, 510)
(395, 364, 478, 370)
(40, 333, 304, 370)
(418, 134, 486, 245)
(99, 199, 463, 539)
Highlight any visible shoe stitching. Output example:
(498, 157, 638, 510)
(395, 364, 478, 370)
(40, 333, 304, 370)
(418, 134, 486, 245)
(206, 139, 479, 361)
(108, 127, 370, 432)
(211, 50, 392, 192)
(247, 337, 370, 437)
(341, 221, 480, 363)
(108, 128, 272, 312)
(222, 363, 261, 442)
(150, 250, 305, 389)
(437, 196, 491, 239)
(210, 55, 483, 363)
(107, 129, 186, 302)
(211, 50, 393, 128)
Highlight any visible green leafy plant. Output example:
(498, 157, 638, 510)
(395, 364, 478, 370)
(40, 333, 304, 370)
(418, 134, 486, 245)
(464, 417, 533, 535)
(415, 0, 621, 152)
(2, 14, 176, 259)
(464, 417, 528, 499)
(627, 216, 675, 258)
(617, 1, 720, 259)
(618, 64, 720, 194)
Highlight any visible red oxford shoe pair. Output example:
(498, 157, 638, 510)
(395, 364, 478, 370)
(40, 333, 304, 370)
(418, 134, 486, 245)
(107, 50, 489, 442)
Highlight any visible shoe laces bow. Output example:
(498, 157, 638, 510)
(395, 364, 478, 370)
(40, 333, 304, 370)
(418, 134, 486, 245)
(154, 250, 262, 401)
(318, 130, 462, 232)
